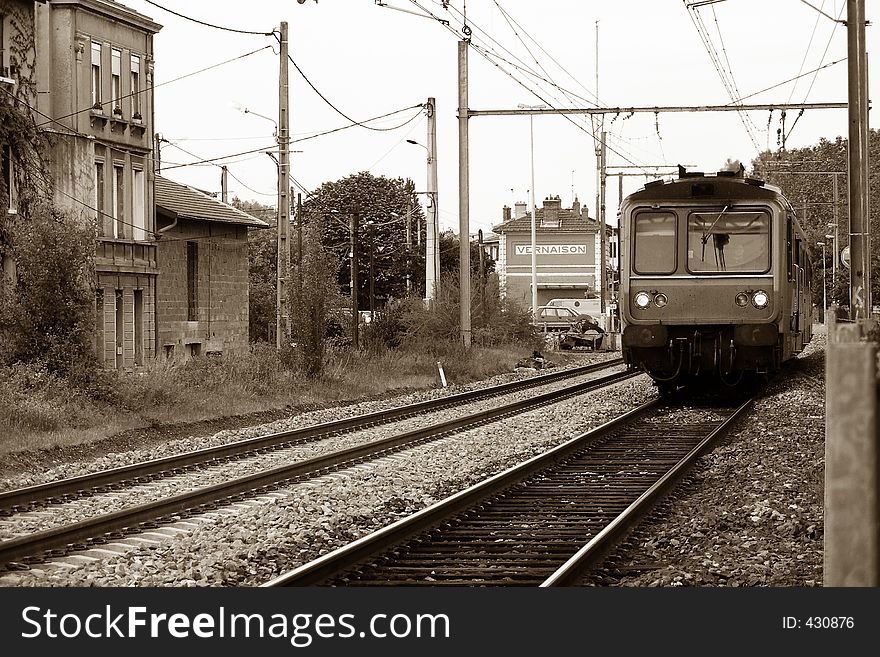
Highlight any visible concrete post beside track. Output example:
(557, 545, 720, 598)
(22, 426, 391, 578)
(824, 312, 880, 585)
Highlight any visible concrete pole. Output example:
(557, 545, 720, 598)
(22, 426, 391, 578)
(599, 130, 608, 319)
(832, 173, 839, 302)
(221, 166, 228, 204)
(458, 41, 471, 347)
(276, 21, 290, 349)
(846, 0, 870, 318)
(426, 97, 440, 303)
(350, 209, 359, 349)
(405, 198, 412, 295)
(528, 113, 538, 321)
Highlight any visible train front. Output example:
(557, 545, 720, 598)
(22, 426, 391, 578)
(619, 172, 790, 389)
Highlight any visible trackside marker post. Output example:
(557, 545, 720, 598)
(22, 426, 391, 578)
(437, 361, 448, 388)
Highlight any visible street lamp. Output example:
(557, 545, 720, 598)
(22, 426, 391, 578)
(518, 103, 547, 322)
(818, 241, 827, 323)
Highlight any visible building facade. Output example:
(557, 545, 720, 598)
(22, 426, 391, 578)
(33, 0, 161, 369)
(3, 1, 265, 370)
(154, 176, 268, 360)
(493, 195, 614, 307)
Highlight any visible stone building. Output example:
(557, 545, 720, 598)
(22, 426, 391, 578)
(154, 176, 268, 359)
(2, 0, 266, 369)
(493, 195, 614, 307)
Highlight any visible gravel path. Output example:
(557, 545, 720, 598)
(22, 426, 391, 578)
(0, 336, 827, 587)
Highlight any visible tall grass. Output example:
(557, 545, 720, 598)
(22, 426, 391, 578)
(0, 339, 545, 455)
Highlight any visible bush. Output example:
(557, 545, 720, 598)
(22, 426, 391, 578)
(0, 203, 97, 375)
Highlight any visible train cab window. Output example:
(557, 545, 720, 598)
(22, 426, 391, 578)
(687, 210, 770, 273)
(633, 211, 676, 274)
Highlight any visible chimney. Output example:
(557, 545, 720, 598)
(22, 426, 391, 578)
(502, 205, 511, 222)
(572, 195, 580, 218)
(542, 196, 561, 224)
(514, 201, 527, 219)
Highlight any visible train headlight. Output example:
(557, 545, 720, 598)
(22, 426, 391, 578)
(634, 291, 651, 309)
(735, 292, 750, 307)
(752, 290, 769, 309)
(653, 293, 668, 308)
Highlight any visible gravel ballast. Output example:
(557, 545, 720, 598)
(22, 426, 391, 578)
(0, 336, 827, 587)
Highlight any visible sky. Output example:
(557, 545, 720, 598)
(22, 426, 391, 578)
(120, 0, 878, 234)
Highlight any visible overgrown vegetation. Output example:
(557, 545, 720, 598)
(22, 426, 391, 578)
(0, 203, 97, 375)
(1, 162, 538, 453)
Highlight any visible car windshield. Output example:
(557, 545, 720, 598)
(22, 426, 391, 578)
(687, 210, 770, 272)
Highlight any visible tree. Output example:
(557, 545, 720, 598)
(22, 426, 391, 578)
(437, 228, 496, 278)
(302, 172, 427, 308)
(0, 203, 97, 373)
(751, 129, 880, 308)
(234, 197, 276, 342)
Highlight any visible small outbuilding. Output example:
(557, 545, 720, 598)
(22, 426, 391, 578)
(154, 175, 269, 360)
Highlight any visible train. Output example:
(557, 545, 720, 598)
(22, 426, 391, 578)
(619, 165, 813, 392)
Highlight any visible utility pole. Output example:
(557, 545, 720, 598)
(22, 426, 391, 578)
(528, 111, 538, 321)
(458, 40, 471, 347)
(296, 192, 303, 320)
(599, 130, 608, 319)
(350, 208, 359, 349)
(369, 222, 375, 315)
(846, 0, 870, 319)
(275, 21, 291, 349)
(426, 97, 440, 304)
(221, 166, 228, 204)
(832, 173, 838, 295)
(405, 198, 412, 295)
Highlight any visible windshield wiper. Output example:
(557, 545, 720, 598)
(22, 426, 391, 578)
(701, 204, 731, 245)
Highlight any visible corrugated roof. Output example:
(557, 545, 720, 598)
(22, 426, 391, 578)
(155, 176, 270, 229)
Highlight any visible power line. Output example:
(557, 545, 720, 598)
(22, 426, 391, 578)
(160, 145, 277, 171)
(36, 45, 273, 129)
(142, 1, 276, 36)
(291, 104, 425, 143)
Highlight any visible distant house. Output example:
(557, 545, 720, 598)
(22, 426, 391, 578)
(493, 195, 614, 307)
(154, 176, 269, 360)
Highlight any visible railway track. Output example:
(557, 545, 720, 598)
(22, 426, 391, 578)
(262, 395, 754, 587)
(0, 361, 637, 570)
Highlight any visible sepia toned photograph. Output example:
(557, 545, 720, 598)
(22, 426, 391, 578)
(0, 0, 877, 651)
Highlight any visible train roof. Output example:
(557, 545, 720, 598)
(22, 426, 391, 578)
(625, 168, 787, 204)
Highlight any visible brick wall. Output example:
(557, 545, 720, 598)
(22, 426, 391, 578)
(156, 218, 250, 358)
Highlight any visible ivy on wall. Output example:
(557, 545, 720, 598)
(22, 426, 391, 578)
(1, 1, 48, 253)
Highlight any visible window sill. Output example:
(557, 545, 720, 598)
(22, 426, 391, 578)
(89, 110, 108, 129)
(110, 117, 129, 134)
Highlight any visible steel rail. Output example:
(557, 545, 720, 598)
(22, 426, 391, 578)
(540, 396, 754, 586)
(0, 358, 623, 512)
(262, 397, 659, 587)
(0, 369, 638, 567)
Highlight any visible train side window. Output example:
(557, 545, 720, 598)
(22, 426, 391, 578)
(787, 217, 793, 281)
(633, 211, 676, 274)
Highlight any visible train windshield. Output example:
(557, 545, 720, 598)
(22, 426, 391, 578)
(687, 210, 770, 273)
(633, 211, 676, 274)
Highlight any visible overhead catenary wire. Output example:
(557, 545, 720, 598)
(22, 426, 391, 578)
(409, 0, 657, 172)
(785, 1, 846, 142)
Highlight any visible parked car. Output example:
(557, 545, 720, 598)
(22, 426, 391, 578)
(532, 305, 582, 332)
(547, 297, 602, 317)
